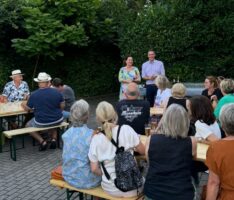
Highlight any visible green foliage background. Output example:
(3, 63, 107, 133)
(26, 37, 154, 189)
(0, 0, 233, 96)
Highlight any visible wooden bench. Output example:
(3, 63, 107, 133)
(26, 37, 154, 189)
(50, 179, 143, 200)
(3, 122, 69, 161)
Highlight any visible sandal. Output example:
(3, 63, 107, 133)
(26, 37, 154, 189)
(39, 140, 47, 151)
(50, 139, 57, 149)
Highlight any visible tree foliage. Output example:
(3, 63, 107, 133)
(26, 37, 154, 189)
(11, 0, 98, 59)
(0, 0, 233, 95)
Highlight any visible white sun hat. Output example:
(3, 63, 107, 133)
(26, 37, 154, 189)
(34, 72, 52, 82)
(10, 69, 24, 78)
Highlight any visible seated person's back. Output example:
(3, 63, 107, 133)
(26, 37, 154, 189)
(116, 82, 150, 135)
(62, 100, 101, 189)
(166, 83, 188, 111)
(89, 101, 145, 198)
(206, 104, 234, 200)
(21, 72, 64, 151)
(116, 99, 150, 135)
(144, 104, 196, 200)
(52, 78, 75, 112)
(28, 87, 64, 124)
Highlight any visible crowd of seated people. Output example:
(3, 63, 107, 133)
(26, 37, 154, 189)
(61, 75, 233, 199)
(1, 61, 234, 200)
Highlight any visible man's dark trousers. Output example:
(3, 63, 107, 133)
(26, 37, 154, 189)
(146, 84, 158, 107)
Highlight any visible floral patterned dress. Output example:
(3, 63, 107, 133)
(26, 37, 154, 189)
(118, 66, 141, 100)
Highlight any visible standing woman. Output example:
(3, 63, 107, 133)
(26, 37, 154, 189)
(118, 56, 141, 100)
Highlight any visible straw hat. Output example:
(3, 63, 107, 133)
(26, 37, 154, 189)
(34, 72, 52, 82)
(10, 69, 24, 78)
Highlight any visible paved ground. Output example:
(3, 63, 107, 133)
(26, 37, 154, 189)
(0, 93, 207, 200)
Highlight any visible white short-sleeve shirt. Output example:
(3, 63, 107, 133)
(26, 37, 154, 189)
(195, 120, 221, 139)
(88, 125, 140, 195)
(155, 88, 171, 106)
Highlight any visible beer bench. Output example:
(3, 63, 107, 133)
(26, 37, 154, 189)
(3, 122, 69, 161)
(50, 179, 143, 200)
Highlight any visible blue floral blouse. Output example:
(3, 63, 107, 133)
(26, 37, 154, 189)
(62, 125, 101, 189)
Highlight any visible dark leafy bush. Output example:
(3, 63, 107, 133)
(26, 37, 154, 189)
(118, 0, 234, 81)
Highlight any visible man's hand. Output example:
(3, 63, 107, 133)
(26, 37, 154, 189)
(151, 75, 157, 80)
(21, 101, 31, 112)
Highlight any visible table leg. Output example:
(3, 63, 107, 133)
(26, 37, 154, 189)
(0, 117, 3, 153)
(10, 138, 17, 161)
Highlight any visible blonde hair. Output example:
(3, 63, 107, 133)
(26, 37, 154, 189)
(220, 79, 234, 94)
(96, 101, 118, 140)
(155, 75, 170, 90)
(171, 83, 186, 98)
(157, 104, 189, 138)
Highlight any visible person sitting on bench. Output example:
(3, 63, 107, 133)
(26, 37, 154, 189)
(89, 101, 145, 197)
(21, 72, 64, 151)
(62, 99, 101, 189)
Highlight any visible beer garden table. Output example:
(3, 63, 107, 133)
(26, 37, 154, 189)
(150, 107, 164, 116)
(140, 135, 209, 162)
(0, 101, 28, 152)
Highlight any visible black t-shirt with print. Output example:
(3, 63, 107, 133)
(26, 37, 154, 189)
(116, 99, 150, 135)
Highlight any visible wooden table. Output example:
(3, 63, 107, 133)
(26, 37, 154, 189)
(0, 101, 27, 117)
(150, 107, 164, 116)
(139, 135, 209, 162)
(0, 101, 28, 152)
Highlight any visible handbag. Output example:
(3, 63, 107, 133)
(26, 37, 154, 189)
(51, 165, 64, 181)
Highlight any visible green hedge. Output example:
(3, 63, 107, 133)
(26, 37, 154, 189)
(34, 45, 121, 97)
(118, 0, 234, 81)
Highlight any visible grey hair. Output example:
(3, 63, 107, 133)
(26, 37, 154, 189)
(155, 75, 170, 90)
(220, 103, 234, 136)
(70, 99, 89, 127)
(157, 104, 189, 138)
(220, 79, 234, 94)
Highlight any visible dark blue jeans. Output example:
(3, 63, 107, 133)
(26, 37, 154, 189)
(146, 84, 158, 107)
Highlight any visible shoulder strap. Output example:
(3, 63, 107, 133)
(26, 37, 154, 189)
(101, 162, 111, 180)
(110, 125, 122, 149)
(100, 125, 122, 181)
